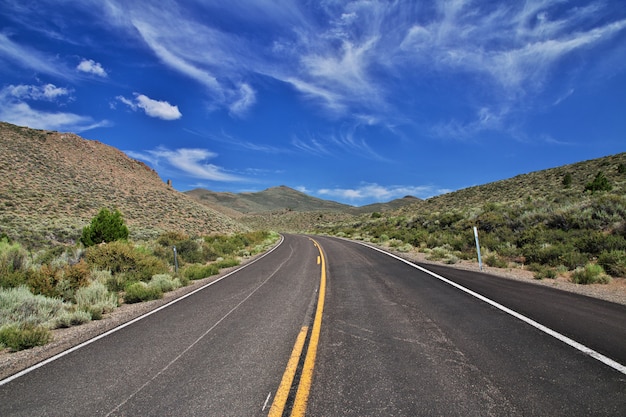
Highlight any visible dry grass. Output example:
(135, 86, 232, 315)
(0, 122, 245, 247)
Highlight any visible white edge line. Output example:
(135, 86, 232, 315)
(349, 239, 626, 376)
(0, 235, 285, 387)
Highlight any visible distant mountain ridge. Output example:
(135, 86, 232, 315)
(0, 122, 244, 247)
(185, 186, 421, 214)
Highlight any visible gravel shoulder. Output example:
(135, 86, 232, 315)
(2, 239, 625, 381)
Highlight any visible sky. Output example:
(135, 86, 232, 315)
(1, 1, 625, 206)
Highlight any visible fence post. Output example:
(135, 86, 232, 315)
(173, 246, 179, 274)
(473, 227, 483, 271)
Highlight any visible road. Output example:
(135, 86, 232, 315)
(1, 234, 625, 416)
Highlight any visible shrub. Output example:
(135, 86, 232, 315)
(81, 208, 129, 247)
(183, 264, 219, 280)
(85, 241, 168, 282)
(62, 260, 91, 294)
(54, 310, 92, 328)
(148, 274, 182, 293)
(562, 173, 572, 188)
(598, 250, 626, 277)
(26, 265, 62, 298)
(124, 282, 163, 303)
(585, 171, 612, 194)
(214, 258, 240, 269)
(0, 324, 51, 351)
(0, 286, 67, 328)
(531, 265, 557, 280)
(570, 263, 611, 285)
(75, 281, 118, 318)
(484, 254, 508, 268)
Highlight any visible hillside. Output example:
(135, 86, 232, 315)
(186, 185, 353, 213)
(0, 122, 245, 247)
(314, 152, 626, 280)
(398, 153, 626, 214)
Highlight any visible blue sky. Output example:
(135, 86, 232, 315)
(1, 1, 625, 206)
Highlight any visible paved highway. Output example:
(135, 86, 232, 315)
(1, 234, 624, 416)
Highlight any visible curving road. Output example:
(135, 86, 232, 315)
(1, 234, 624, 416)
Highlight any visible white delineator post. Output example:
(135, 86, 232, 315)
(473, 226, 483, 271)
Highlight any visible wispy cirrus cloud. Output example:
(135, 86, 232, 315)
(0, 33, 71, 79)
(0, 83, 110, 132)
(117, 93, 182, 120)
(63, 0, 625, 129)
(126, 147, 243, 182)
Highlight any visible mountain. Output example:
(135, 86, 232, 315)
(0, 122, 245, 247)
(354, 196, 422, 214)
(186, 185, 354, 214)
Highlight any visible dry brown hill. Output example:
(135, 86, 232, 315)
(0, 122, 245, 247)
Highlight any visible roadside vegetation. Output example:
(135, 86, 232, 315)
(0, 208, 279, 351)
(315, 159, 626, 285)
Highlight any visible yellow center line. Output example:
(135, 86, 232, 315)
(291, 238, 326, 416)
(268, 326, 309, 417)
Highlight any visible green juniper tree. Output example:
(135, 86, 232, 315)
(81, 208, 129, 247)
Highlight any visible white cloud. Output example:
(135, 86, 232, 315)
(77, 59, 108, 77)
(0, 33, 71, 79)
(228, 83, 256, 117)
(318, 183, 436, 202)
(0, 101, 110, 132)
(0, 83, 108, 132)
(2, 83, 71, 101)
(117, 93, 182, 120)
(126, 147, 242, 182)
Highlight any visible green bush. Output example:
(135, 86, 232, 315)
(124, 282, 163, 304)
(85, 241, 168, 282)
(54, 310, 92, 328)
(571, 263, 611, 284)
(0, 286, 67, 329)
(214, 258, 240, 269)
(81, 208, 129, 247)
(530, 264, 557, 280)
(75, 281, 118, 318)
(484, 254, 508, 268)
(598, 250, 626, 277)
(585, 171, 612, 194)
(183, 264, 219, 280)
(148, 274, 182, 293)
(0, 324, 51, 351)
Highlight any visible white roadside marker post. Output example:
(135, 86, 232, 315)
(473, 226, 483, 271)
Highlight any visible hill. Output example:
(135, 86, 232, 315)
(396, 153, 626, 215)
(0, 122, 245, 247)
(314, 152, 626, 279)
(186, 185, 354, 213)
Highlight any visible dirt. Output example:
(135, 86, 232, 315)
(2, 242, 625, 381)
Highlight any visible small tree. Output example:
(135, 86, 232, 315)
(562, 173, 572, 188)
(585, 171, 612, 194)
(81, 208, 129, 247)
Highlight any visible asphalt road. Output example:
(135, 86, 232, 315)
(1, 234, 625, 416)
(0, 235, 322, 416)
(306, 236, 626, 416)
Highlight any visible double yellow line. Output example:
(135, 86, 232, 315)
(269, 239, 326, 417)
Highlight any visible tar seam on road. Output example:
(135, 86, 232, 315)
(0, 235, 286, 388)
(290, 238, 327, 416)
(269, 238, 327, 416)
(105, 239, 295, 416)
(268, 326, 309, 417)
(351, 239, 626, 376)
